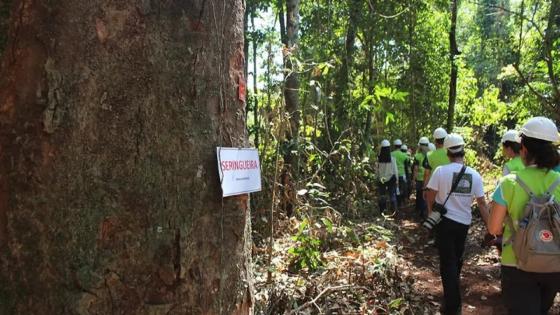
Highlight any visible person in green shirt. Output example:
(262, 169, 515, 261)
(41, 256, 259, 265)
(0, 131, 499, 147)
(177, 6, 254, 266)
(413, 137, 430, 219)
(391, 139, 408, 207)
(489, 117, 560, 315)
(423, 127, 451, 195)
(484, 130, 526, 253)
(402, 144, 413, 200)
(501, 130, 524, 176)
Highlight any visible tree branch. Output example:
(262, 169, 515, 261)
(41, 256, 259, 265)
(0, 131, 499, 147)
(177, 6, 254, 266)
(512, 63, 555, 112)
(465, 0, 546, 40)
(287, 285, 372, 315)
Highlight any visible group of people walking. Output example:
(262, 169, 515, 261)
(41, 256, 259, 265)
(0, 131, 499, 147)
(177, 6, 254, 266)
(375, 117, 560, 315)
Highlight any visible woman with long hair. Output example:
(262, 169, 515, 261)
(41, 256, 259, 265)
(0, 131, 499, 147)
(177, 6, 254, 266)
(376, 140, 399, 214)
(488, 117, 560, 315)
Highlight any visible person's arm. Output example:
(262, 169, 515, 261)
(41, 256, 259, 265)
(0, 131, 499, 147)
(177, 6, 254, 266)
(487, 182, 508, 234)
(476, 197, 490, 225)
(425, 189, 437, 214)
(422, 157, 431, 187)
(425, 168, 439, 214)
(488, 202, 507, 235)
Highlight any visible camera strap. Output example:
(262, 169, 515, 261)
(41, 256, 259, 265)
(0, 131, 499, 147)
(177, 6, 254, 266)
(441, 165, 467, 207)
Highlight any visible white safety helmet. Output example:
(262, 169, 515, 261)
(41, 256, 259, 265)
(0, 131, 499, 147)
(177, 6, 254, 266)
(433, 127, 448, 140)
(519, 117, 560, 143)
(428, 143, 436, 151)
(418, 137, 429, 145)
(401, 144, 408, 151)
(393, 139, 403, 146)
(381, 139, 391, 147)
(444, 133, 465, 153)
(501, 130, 520, 144)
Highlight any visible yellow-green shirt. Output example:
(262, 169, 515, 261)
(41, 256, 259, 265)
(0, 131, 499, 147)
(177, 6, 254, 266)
(503, 156, 525, 176)
(391, 150, 408, 177)
(492, 167, 560, 266)
(414, 152, 427, 181)
(424, 148, 450, 177)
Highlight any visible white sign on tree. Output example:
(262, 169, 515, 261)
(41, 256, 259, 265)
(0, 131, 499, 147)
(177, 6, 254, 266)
(217, 147, 262, 197)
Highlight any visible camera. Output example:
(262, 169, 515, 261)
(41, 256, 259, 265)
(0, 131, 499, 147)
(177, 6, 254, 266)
(423, 203, 447, 230)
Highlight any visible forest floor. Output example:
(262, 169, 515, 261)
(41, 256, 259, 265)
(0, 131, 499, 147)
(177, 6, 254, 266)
(253, 200, 560, 314)
(395, 204, 506, 315)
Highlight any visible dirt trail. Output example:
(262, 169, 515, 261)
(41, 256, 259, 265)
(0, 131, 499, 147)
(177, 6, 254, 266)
(394, 204, 509, 315)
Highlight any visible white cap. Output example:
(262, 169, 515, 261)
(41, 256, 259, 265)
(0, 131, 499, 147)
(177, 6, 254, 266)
(401, 144, 408, 151)
(444, 133, 465, 153)
(418, 137, 429, 145)
(381, 139, 391, 147)
(393, 139, 403, 146)
(428, 143, 436, 151)
(501, 130, 520, 144)
(433, 127, 448, 140)
(519, 117, 560, 142)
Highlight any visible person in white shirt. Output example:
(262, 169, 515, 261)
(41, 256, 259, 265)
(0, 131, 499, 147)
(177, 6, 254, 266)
(425, 133, 490, 315)
(376, 139, 399, 214)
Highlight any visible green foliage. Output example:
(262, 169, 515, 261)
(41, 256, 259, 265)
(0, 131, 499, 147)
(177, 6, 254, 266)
(287, 218, 326, 272)
(249, 0, 559, 261)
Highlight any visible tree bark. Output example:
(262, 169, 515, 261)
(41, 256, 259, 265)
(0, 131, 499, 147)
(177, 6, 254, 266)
(279, 0, 300, 217)
(447, 0, 459, 132)
(0, 1, 253, 314)
(252, 12, 259, 149)
(334, 0, 361, 133)
(0, 0, 11, 56)
(409, 0, 418, 141)
(284, 0, 300, 143)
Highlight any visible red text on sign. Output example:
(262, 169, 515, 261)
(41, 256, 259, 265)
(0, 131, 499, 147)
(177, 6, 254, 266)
(221, 160, 259, 171)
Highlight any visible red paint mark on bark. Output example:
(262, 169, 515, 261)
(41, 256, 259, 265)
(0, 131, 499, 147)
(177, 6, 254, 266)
(95, 18, 109, 44)
(97, 216, 119, 247)
(238, 77, 246, 103)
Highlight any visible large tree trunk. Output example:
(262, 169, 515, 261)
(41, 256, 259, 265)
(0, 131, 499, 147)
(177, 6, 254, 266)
(447, 0, 459, 132)
(334, 0, 361, 134)
(0, 1, 253, 314)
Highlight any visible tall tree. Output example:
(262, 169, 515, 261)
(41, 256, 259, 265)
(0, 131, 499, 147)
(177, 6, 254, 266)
(513, 0, 560, 118)
(284, 0, 301, 144)
(0, 1, 253, 314)
(334, 0, 361, 133)
(278, 0, 300, 216)
(447, 0, 460, 131)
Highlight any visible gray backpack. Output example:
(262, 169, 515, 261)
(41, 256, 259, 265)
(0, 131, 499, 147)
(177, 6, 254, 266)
(505, 176, 560, 273)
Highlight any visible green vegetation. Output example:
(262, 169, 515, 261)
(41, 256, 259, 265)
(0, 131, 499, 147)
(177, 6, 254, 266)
(247, 0, 560, 313)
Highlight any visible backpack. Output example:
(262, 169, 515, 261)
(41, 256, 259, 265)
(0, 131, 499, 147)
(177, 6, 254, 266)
(505, 176, 560, 273)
